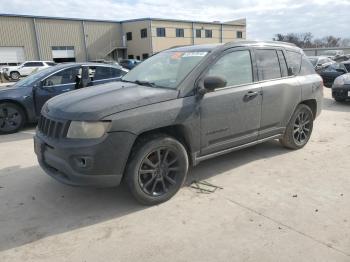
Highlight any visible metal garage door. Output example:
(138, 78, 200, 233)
(0, 47, 25, 63)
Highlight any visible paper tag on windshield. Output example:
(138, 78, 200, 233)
(182, 52, 207, 57)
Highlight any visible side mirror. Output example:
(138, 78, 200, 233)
(199, 76, 227, 95)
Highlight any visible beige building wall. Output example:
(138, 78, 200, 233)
(84, 21, 122, 60)
(150, 20, 193, 53)
(0, 16, 39, 60)
(122, 20, 152, 59)
(35, 18, 86, 61)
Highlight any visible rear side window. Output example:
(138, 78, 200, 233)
(300, 56, 316, 76)
(255, 49, 281, 80)
(24, 62, 44, 67)
(343, 63, 350, 72)
(286, 51, 302, 75)
(206, 50, 253, 88)
(277, 50, 288, 77)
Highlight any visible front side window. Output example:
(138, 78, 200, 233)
(157, 28, 166, 37)
(176, 28, 184, 38)
(206, 50, 253, 88)
(122, 51, 208, 89)
(42, 67, 79, 86)
(255, 49, 282, 80)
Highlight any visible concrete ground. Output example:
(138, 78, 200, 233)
(0, 88, 349, 262)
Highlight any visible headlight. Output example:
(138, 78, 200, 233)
(333, 76, 345, 87)
(66, 121, 111, 139)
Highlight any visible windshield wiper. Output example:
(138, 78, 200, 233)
(134, 80, 157, 87)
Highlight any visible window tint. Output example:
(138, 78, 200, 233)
(196, 29, 201, 38)
(176, 28, 184, 37)
(286, 51, 302, 75)
(256, 49, 281, 80)
(24, 62, 44, 67)
(92, 66, 117, 80)
(300, 56, 316, 75)
(156, 28, 166, 37)
(277, 50, 288, 77)
(205, 30, 212, 38)
(126, 32, 132, 41)
(43, 67, 79, 86)
(206, 50, 253, 88)
(344, 64, 350, 72)
(140, 28, 147, 38)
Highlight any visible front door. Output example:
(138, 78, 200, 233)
(199, 49, 262, 156)
(33, 66, 80, 115)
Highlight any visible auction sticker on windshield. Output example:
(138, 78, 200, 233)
(182, 52, 208, 57)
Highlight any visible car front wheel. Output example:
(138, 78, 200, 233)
(280, 104, 314, 149)
(0, 102, 25, 134)
(125, 135, 189, 205)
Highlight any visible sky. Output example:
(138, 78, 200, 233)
(0, 0, 350, 40)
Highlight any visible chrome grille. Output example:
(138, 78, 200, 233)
(38, 115, 68, 138)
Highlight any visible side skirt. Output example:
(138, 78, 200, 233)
(192, 134, 283, 166)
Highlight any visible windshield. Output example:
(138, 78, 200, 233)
(12, 66, 59, 87)
(122, 51, 208, 89)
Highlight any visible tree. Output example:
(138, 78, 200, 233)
(273, 33, 347, 48)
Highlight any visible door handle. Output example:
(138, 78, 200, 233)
(244, 91, 259, 100)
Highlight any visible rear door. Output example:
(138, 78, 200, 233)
(199, 48, 262, 156)
(33, 66, 80, 115)
(255, 49, 301, 139)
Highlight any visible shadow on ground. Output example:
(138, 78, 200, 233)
(0, 140, 291, 252)
(322, 97, 350, 112)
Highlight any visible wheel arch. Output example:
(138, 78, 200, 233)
(300, 99, 317, 119)
(0, 99, 29, 122)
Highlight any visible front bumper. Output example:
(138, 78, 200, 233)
(34, 131, 136, 187)
(332, 85, 350, 100)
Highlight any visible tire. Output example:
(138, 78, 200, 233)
(0, 102, 26, 134)
(125, 134, 189, 205)
(10, 71, 20, 81)
(279, 104, 314, 150)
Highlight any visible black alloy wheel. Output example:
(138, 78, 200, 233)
(0, 103, 25, 134)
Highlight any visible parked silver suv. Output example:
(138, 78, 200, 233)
(35, 41, 323, 205)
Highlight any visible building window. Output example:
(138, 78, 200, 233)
(141, 28, 147, 38)
(205, 30, 212, 38)
(142, 53, 149, 60)
(126, 32, 132, 41)
(176, 28, 184, 37)
(128, 55, 134, 59)
(136, 55, 141, 60)
(156, 28, 166, 37)
(237, 31, 243, 39)
(196, 29, 201, 38)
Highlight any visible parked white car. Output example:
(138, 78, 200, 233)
(2, 61, 56, 81)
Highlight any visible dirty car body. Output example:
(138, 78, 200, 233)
(34, 41, 323, 205)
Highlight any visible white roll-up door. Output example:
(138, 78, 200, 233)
(0, 47, 25, 63)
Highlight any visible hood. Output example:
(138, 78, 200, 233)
(45, 81, 179, 120)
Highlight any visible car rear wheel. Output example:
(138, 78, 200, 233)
(280, 104, 314, 149)
(10, 72, 20, 81)
(0, 102, 25, 134)
(125, 135, 189, 205)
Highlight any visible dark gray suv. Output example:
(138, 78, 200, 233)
(34, 41, 323, 205)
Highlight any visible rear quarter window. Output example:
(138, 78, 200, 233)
(300, 56, 316, 76)
(286, 51, 302, 75)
